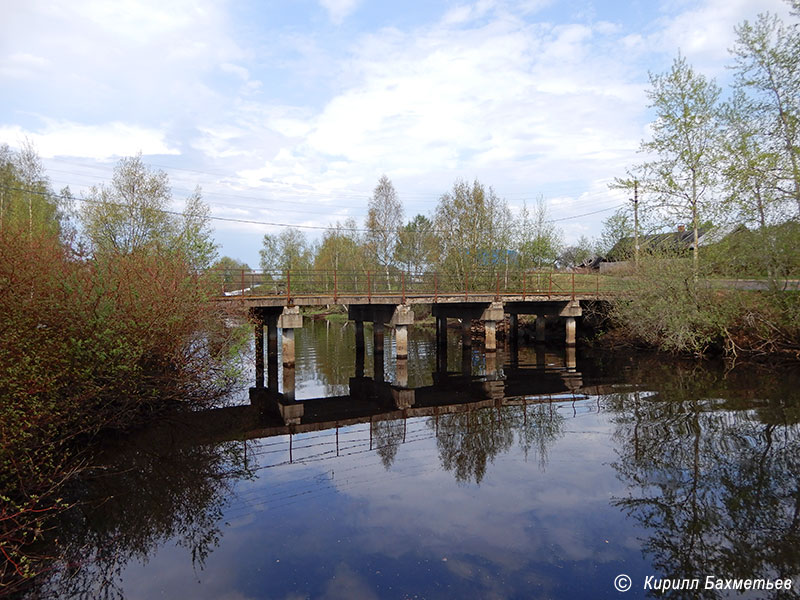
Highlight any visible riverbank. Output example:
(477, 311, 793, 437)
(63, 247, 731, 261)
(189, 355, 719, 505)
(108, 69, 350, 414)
(0, 229, 249, 596)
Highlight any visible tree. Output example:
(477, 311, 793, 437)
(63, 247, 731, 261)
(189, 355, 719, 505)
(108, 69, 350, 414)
(259, 228, 312, 272)
(558, 235, 595, 268)
(81, 154, 174, 255)
(731, 10, 800, 217)
(598, 209, 634, 257)
(365, 175, 404, 282)
(433, 179, 512, 282)
(0, 141, 61, 238)
(633, 55, 722, 274)
(314, 218, 363, 273)
(394, 214, 436, 278)
(174, 186, 218, 271)
(514, 198, 562, 270)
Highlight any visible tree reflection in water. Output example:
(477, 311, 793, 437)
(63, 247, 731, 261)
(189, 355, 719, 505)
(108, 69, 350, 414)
(428, 402, 565, 484)
(607, 362, 800, 599)
(26, 425, 255, 600)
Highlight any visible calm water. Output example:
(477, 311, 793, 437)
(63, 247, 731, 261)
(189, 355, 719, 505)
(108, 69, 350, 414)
(32, 319, 800, 599)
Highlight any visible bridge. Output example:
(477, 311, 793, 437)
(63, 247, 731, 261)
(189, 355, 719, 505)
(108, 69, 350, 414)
(212, 269, 615, 389)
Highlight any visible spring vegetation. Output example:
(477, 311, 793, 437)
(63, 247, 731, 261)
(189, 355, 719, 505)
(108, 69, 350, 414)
(1, 2, 800, 594)
(0, 147, 248, 594)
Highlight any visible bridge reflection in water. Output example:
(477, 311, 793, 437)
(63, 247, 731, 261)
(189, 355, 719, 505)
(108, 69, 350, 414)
(180, 342, 624, 458)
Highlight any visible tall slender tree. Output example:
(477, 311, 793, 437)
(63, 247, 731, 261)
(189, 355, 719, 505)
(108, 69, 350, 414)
(730, 10, 800, 217)
(634, 55, 722, 274)
(365, 175, 404, 285)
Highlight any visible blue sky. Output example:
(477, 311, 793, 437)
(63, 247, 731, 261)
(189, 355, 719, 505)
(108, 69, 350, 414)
(0, 0, 793, 266)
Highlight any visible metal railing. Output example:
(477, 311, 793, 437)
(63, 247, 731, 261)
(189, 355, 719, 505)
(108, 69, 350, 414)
(207, 268, 628, 303)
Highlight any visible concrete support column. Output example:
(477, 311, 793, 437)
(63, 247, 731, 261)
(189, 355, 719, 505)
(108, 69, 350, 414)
(283, 365, 296, 401)
(461, 344, 472, 376)
(267, 317, 279, 393)
(254, 321, 264, 388)
(565, 317, 576, 346)
(536, 344, 546, 368)
(373, 321, 385, 354)
(354, 320, 365, 378)
(355, 320, 365, 351)
(395, 324, 408, 360)
(281, 328, 295, 368)
(461, 319, 472, 347)
(566, 346, 577, 372)
(436, 316, 447, 348)
(396, 358, 408, 388)
(436, 317, 448, 373)
(267, 320, 279, 361)
(485, 351, 497, 378)
(484, 320, 497, 353)
(374, 322, 385, 382)
(535, 315, 546, 343)
(508, 314, 518, 345)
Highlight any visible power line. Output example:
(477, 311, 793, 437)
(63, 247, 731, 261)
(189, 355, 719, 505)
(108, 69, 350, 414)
(0, 183, 623, 234)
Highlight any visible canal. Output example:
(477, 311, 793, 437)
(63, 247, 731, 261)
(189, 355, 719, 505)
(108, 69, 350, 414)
(30, 319, 800, 599)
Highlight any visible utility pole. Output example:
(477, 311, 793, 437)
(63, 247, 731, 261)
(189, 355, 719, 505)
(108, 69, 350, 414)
(633, 180, 639, 269)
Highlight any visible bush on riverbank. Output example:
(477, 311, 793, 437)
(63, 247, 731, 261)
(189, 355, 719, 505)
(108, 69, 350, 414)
(605, 258, 800, 359)
(0, 225, 247, 594)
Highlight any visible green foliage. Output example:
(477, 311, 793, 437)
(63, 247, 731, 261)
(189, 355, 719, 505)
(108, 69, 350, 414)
(731, 10, 800, 216)
(433, 178, 513, 281)
(633, 55, 722, 273)
(259, 227, 312, 272)
(1, 180, 243, 591)
(0, 142, 63, 238)
(365, 175, 404, 272)
(80, 155, 217, 269)
(514, 198, 562, 270)
(609, 256, 800, 357)
(394, 214, 436, 277)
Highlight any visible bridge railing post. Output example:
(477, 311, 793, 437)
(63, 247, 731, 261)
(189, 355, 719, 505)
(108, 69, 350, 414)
(522, 271, 526, 300)
(401, 271, 406, 304)
(571, 272, 575, 300)
(334, 270, 338, 303)
(367, 270, 371, 303)
(286, 270, 291, 304)
(465, 271, 469, 301)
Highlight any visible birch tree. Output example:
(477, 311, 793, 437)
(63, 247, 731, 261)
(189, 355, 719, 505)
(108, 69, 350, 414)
(365, 175, 404, 284)
(731, 10, 800, 216)
(635, 55, 722, 275)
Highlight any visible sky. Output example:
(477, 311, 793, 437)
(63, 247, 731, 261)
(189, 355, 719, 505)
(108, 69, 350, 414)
(0, 0, 793, 267)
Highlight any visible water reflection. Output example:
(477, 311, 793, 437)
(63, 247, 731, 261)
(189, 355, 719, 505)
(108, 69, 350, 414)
(21, 327, 800, 599)
(30, 423, 254, 600)
(605, 360, 800, 598)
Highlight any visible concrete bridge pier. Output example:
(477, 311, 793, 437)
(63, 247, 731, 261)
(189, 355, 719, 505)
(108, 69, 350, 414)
(482, 302, 503, 353)
(396, 358, 408, 388)
(461, 318, 472, 348)
(390, 305, 413, 360)
(535, 315, 546, 343)
(251, 308, 281, 390)
(254, 320, 265, 388)
(354, 320, 365, 378)
(278, 306, 303, 368)
(435, 316, 448, 373)
(565, 317, 576, 347)
(508, 314, 518, 345)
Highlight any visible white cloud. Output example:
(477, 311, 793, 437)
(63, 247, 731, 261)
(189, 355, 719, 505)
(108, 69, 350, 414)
(0, 121, 178, 159)
(648, 0, 792, 72)
(318, 0, 361, 24)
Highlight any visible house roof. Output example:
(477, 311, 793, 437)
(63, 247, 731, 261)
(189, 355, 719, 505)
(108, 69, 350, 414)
(605, 227, 710, 262)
